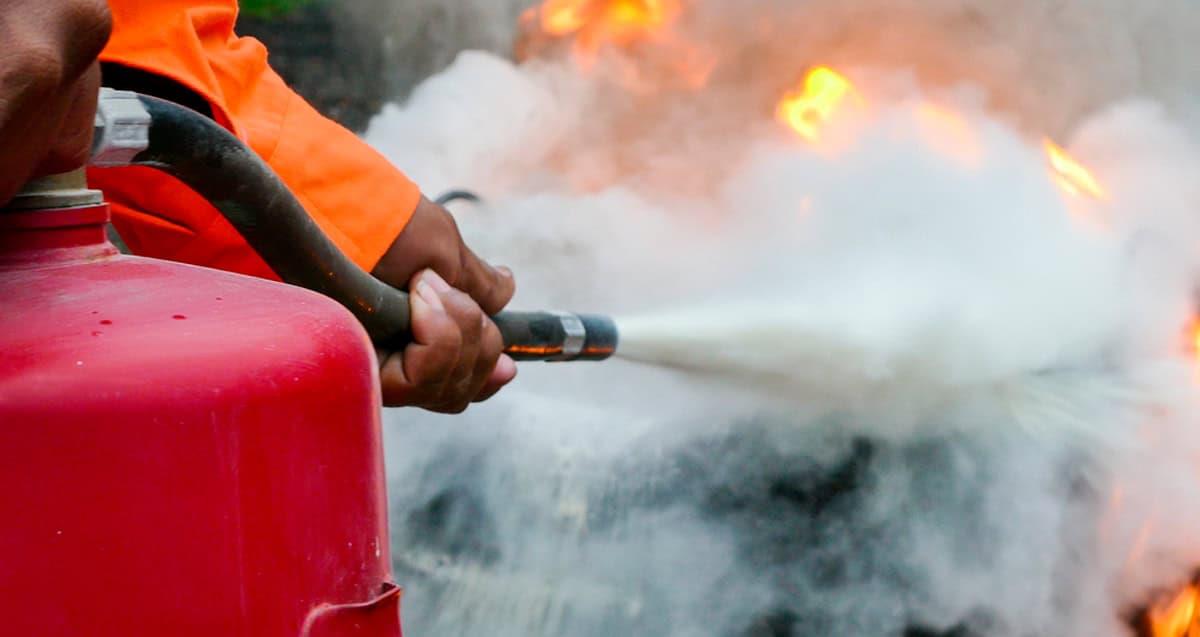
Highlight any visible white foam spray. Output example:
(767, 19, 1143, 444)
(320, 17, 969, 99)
(364, 1, 1200, 635)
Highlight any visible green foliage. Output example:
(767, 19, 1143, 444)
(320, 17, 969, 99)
(240, 0, 314, 18)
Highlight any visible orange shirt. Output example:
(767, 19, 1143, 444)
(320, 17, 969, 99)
(89, 0, 419, 279)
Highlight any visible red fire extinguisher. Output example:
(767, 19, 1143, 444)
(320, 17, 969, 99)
(0, 91, 405, 637)
(0, 168, 403, 635)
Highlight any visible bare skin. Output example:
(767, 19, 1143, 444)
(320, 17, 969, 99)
(0, 0, 111, 204)
(373, 196, 518, 413)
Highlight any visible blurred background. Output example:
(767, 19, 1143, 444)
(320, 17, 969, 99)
(239, 0, 526, 131)
(232, 2, 1200, 636)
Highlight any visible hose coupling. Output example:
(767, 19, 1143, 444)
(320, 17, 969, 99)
(91, 88, 151, 167)
(494, 311, 619, 362)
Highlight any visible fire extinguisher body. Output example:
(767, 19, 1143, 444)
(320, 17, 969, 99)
(0, 200, 401, 635)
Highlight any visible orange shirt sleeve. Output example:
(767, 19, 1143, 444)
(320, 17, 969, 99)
(88, 0, 419, 279)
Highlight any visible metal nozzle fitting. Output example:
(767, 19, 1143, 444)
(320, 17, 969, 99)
(494, 311, 619, 362)
(91, 88, 151, 168)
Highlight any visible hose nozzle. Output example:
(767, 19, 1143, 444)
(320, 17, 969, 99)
(495, 312, 618, 362)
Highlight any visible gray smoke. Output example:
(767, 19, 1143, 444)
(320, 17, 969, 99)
(364, 1, 1200, 636)
(332, 0, 529, 100)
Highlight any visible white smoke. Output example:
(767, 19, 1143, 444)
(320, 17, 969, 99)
(364, 1, 1200, 635)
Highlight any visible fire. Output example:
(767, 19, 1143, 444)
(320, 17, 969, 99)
(527, 0, 681, 61)
(1185, 318, 1200, 382)
(540, 0, 588, 34)
(539, 0, 675, 38)
(518, 0, 712, 91)
(516, 5, 1196, 632)
(771, 67, 1109, 202)
(1194, 323, 1200, 364)
(776, 67, 859, 143)
(1148, 582, 1200, 637)
(1044, 140, 1106, 200)
(1189, 319, 1200, 360)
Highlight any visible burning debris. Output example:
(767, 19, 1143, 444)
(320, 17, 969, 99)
(367, 0, 1200, 635)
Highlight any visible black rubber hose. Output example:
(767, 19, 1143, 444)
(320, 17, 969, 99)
(434, 190, 482, 207)
(123, 94, 617, 361)
(130, 94, 413, 349)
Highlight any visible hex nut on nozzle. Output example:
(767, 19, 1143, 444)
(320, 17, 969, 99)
(91, 88, 151, 167)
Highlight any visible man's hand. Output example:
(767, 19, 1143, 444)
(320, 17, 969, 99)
(373, 197, 517, 412)
(0, 0, 112, 205)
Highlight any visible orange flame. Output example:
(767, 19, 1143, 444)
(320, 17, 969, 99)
(520, 0, 712, 90)
(540, 1, 588, 35)
(531, 0, 681, 58)
(1044, 140, 1105, 199)
(776, 67, 859, 143)
(1149, 583, 1200, 637)
(1189, 319, 1200, 359)
(1143, 323, 1200, 637)
(1184, 318, 1200, 383)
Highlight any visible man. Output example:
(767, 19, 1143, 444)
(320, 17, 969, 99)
(1, 0, 517, 414)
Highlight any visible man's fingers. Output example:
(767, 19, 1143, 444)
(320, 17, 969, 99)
(379, 267, 518, 411)
(425, 270, 483, 392)
(475, 355, 518, 403)
(36, 62, 100, 176)
(377, 352, 411, 407)
(403, 278, 461, 385)
(378, 279, 461, 406)
(457, 246, 516, 315)
(459, 317, 506, 402)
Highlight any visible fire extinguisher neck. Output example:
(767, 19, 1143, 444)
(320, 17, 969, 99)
(0, 171, 116, 266)
(5, 169, 104, 211)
